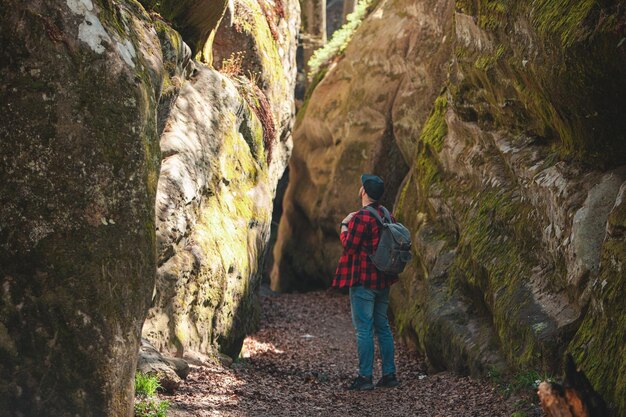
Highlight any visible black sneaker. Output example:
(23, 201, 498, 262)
(376, 373, 399, 388)
(348, 375, 374, 391)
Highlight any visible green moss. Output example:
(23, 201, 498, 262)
(446, 186, 564, 371)
(415, 147, 440, 193)
(455, 0, 510, 30)
(453, 0, 626, 165)
(569, 200, 626, 416)
(395, 175, 411, 216)
(296, 67, 328, 125)
(456, 0, 614, 46)
(234, 0, 286, 92)
(421, 94, 448, 152)
(530, 0, 597, 48)
(473, 44, 506, 71)
(232, 78, 270, 165)
(411, 91, 449, 198)
(454, 0, 475, 15)
(188, 107, 268, 355)
(479, 0, 508, 31)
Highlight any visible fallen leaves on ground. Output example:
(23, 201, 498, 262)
(167, 289, 535, 416)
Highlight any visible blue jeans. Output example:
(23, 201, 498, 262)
(349, 285, 396, 378)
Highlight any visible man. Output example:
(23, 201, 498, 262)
(333, 174, 399, 390)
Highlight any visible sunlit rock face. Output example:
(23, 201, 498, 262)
(213, 0, 300, 187)
(0, 0, 163, 415)
(142, 0, 299, 359)
(273, 0, 626, 412)
(144, 66, 274, 358)
(0, 0, 298, 414)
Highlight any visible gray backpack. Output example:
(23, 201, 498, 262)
(365, 206, 412, 274)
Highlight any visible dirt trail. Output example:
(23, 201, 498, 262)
(168, 289, 520, 416)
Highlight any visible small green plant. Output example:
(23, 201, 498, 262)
(486, 366, 505, 384)
(134, 398, 170, 417)
(307, 0, 373, 78)
(134, 373, 169, 417)
(135, 372, 161, 397)
(486, 369, 548, 416)
(220, 52, 245, 77)
(487, 367, 554, 400)
(512, 369, 553, 392)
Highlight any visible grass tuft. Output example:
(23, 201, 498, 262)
(134, 398, 170, 417)
(220, 52, 246, 77)
(135, 372, 161, 397)
(134, 373, 170, 417)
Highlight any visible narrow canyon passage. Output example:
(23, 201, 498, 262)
(167, 289, 521, 417)
(2, 0, 625, 415)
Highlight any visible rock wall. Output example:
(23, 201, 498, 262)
(273, 0, 626, 412)
(142, 0, 299, 359)
(140, 0, 230, 60)
(0, 0, 163, 415)
(272, 0, 454, 291)
(0, 0, 298, 415)
(213, 0, 299, 183)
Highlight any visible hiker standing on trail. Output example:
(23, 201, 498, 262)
(332, 174, 402, 391)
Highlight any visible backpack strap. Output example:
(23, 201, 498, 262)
(364, 205, 392, 225)
(379, 206, 393, 223)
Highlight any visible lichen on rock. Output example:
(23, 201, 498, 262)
(213, 0, 300, 186)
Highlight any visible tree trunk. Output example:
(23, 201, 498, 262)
(342, 0, 356, 22)
(301, 0, 327, 72)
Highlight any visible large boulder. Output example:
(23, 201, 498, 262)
(142, 66, 274, 358)
(0, 0, 163, 415)
(393, 4, 626, 410)
(273, 0, 626, 413)
(142, 0, 298, 359)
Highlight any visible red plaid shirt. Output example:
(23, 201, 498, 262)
(332, 204, 399, 289)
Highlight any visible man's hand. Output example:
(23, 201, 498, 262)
(340, 212, 357, 232)
(342, 212, 357, 224)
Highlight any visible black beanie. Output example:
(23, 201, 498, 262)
(361, 174, 384, 200)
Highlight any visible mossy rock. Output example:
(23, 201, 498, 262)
(143, 67, 272, 359)
(152, 18, 191, 136)
(392, 5, 626, 406)
(0, 0, 163, 415)
(452, 0, 626, 166)
(140, 0, 230, 58)
(569, 184, 626, 416)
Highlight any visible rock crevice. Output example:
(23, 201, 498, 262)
(273, 0, 626, 414)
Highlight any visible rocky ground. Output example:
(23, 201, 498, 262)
(167, 289, 541, 416)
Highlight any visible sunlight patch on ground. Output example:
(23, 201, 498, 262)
(242, 336, 284, 357)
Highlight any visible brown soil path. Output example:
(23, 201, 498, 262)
(168, 289, 520, 416)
